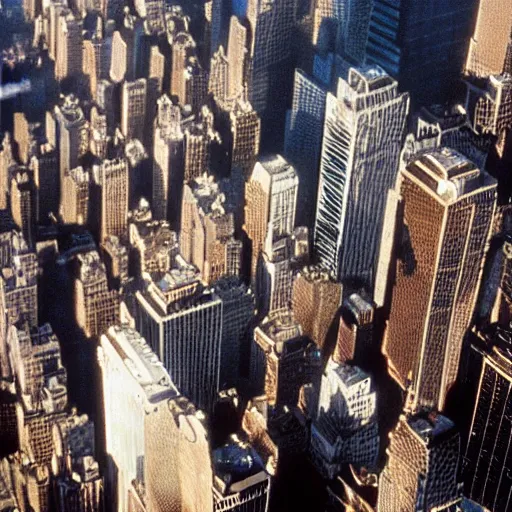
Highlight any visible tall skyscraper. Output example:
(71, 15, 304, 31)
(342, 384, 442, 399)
(465, 0, 512, 77)
(213, 277, 255, 390)
(100, 158, 129, 242)
(378, 410, 461, 512)
(30, 143, 59, 224)
(10, 170, 35, 248)
(134, 268, 223, 410)
(366, 0, 478, 105)
(181, 174, 241, 284)
(314, 66, 409, 293)
(229, 99, 261, 179)
(121, 79, 147, 142)
(463, 324, 512, 512)
(244, 155, 298, 283)
(74, 251, 119, 338)
(227, 15, 248, 100)
(98, 325, 178, 512)
(53, 95, 87, 183)
(303, 360, 379, 478)
(384, 148, 497, 411)
(246, 0, 296, 113)
(152, 95, 185, 226)
(284, 69, 327, 228)
(312, 0, 373, 65)
(60, 166, 90, 225)
(55, 10, 83, 81)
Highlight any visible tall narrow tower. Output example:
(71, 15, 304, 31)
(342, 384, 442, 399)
(384, 148, 497, 411)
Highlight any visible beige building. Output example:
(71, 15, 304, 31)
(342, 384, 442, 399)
(60, 166, 89, 225)
(384, 148, 497, 411)
(465, 0, 512, 77)
(181, 174, 241, 284)
(74, 251, 119, 338)
(100, 158, 129, 242)
(292, 265, 342, 351)
(10, 170, 35, 248)
(55, 10, 83, 81)
(227, 16, 248, 100)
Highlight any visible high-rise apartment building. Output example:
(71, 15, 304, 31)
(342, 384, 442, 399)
(292, 265, 342, 351)
(100, 158, 129, 242)
(134, 0, 165, 34)
(366, 0, 478, 105)
(378, 410, 461, 512)
(10, 170, 35, 248)
(314, 66, 409, 293)
(244, 155, 298, 283)
(183, 124, 209, 182)
(284, 69, 327, 227)
(465, 0, 512, 77)
(384, 148, 497, 411)
(98, 325, 178, 512)
(60, 166, 89, 225)
(53, 95, 88, 183)
(13, 113, 42, 165)
(153, 95, 185, 225)
(181, 174, 241, 284)
(0, 133, 15, 210)
(121, 79, 147, 142)
(74, 251, 119, 338)
(209, 46, 230, 104)
(135, 268, 222, 410)
(463, 325, 512, 512)
(55, 10, 83, 81)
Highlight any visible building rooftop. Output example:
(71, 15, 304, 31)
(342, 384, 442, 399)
(190, 174, 228, 217)
(421, 147, 478, 180)
(104, 325, 178, 403)
(409, 411, 455, 443)
(125, 139, 148, 167)
(257, 154, 296, 177)
(331, 362, 371, 389)
(258, 310, 303, 344)
(348, 65, 394, 93)
(69, 166, 89, 184)
(76, 251, 108, 283)
(56, 94, 85, 125)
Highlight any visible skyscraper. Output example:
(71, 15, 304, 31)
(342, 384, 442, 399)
(213, 276, 255, 390)
(384, 148, 497, 411)
(463, 324, 512, 512)
(121, 79, 147, 142)
(378, 410, 461, 512)
(10, 170, 35, 248)
(314, 65, 409, 293)
(465, 0, 512, 77)
(53, 95, 88, 183)
(292, 265, 342, 351)
(244, 155, 298, 283)
(134, 268, 223, 410)
(60, 166, 90, 225)
(100, 158, 129, 243)
(366, 0, 478, 105)
(98, 325, 178, 512)
(74, 251, 119, 338)
(304, 361, 379, 478)
(152, 95, 185, 226)
(227, 15, 248, 100)
(284, 69, 327, 228)
(55, 10, 83, 81)
(312, 0, 373, 65)
(181, 174, 241, 284)
(30, 143, 59, 224)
